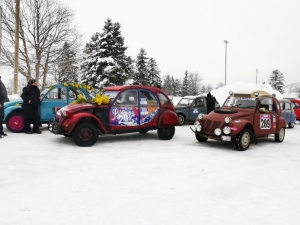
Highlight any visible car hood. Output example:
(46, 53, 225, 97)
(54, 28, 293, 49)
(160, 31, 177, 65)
(206, 108, 254, 121)
(63, 103, 110, 114)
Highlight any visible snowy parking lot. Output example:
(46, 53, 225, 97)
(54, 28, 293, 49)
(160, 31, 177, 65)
(1, 123, 300, 225)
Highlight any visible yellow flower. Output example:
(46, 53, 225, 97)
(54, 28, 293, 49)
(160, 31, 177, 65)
(63, 83, 68, 87)
(49, 85, 54, 90)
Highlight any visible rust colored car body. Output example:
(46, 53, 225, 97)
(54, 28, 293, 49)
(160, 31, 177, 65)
(49, 84, 179, 146)
(191, 90, 287, 151)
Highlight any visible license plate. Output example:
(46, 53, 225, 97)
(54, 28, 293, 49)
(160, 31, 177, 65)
(221, 135, 231, 141)
(53, 123, 59, 132)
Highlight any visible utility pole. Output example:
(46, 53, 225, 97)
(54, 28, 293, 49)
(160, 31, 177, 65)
(14, 0, 20, 94)
(0, 6, 2, 60)
(224, 40, 229, 85)
(256, 68, 258, 84)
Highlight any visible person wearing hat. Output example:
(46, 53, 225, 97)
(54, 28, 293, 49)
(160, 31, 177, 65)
(0, 76, 10, 138)
(21, 78, 42, 134)
(206, 92, 216, 114)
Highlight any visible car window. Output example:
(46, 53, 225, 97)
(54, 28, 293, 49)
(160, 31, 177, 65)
(259, 97, 273, 112)
(116, 90, 138, 105)
(285, 103, 291, 110)
(193, 99, 205, 107)
(139, 90, 158, 106)
(178, 98, 194, 105)
(157, 92, 171, 105)
(45, 87, 67, 100)
(224, 97, 256, 108)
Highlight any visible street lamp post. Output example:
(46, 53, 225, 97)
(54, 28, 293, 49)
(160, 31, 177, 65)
(224, 40, 229, 85)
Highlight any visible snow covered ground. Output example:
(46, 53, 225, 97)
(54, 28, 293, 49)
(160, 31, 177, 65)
(1, 81, 299, 225)
(1, 122, 300, 225)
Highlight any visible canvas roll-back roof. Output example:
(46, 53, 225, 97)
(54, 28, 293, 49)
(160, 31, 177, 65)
(233, 90, 270, 98)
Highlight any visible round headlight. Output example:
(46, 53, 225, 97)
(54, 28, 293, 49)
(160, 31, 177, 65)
(194, 121, 202, 132)
(214, 128, 222, 136)
(223, 126, 231, 135)
(198, 114, 204, 120)
(224, 117, 232, 123)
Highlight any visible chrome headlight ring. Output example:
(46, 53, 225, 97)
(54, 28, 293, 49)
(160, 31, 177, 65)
(194, 121, 202, 132)
(214, 128, 222, 136)
(224, 117, 232, 124)
(223, 126, 231, 135)
(198, 114, 204, 120)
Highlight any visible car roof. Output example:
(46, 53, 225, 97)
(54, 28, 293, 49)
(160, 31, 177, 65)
(104, 84, 163, 93)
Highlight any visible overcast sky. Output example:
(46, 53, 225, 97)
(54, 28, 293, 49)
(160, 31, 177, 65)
(59, 0, 300, 87)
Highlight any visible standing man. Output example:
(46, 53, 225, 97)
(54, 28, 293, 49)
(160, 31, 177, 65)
(206, 92, 216, 114)
(21, 78, 42, 134)
(0, 76, 10, 138)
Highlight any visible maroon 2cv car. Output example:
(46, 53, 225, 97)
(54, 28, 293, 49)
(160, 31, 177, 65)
(49, 84, 180, 146)
(191, 90, 287, 151)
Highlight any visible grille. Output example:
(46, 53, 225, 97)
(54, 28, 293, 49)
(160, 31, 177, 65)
(205, 119, 222, 132)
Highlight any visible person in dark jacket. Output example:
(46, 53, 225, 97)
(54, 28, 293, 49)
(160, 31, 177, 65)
(206, 92, 216, 114)
(0, 76, 10, 138)
(21, 78, 42, 134)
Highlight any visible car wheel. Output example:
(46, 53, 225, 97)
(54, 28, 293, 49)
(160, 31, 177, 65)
(139, 130, 148, 134)
(195, 133, 208, 142)
(6, 113, 25, 133)
(63, 134, 72, 137)
(275, 127, 285, 142)
(235, 128, 251, 151)
(72, 123, 98, 147)
(288, 122, 295, 128)
(178, 114, 186, 126)
(157, 127, 175, 140)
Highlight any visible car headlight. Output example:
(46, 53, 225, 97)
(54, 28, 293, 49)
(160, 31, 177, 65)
(214, 128, 222, 136)
(194, 121, 202, 132)
(198, 114, 204, 120)
(224, 117, 232, 123)
(223, 126, 231, 135)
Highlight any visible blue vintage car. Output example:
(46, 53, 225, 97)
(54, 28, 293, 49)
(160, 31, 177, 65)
(3, 83, 93, 133)
(279, 99, 296, 128)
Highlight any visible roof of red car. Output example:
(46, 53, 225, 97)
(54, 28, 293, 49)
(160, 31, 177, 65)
(104, 84, 162, 92)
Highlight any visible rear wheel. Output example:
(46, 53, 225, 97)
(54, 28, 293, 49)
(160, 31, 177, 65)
(6, 113, 25, 133)
(72, 123, 98, 147)
(275, 127, 285, 142)
(178, 114, 186, 126)
(157, 127, 175, 140)
(235, 129, 251, 151)
(195, 133, 208, 142)
(288, 122, 295, 128)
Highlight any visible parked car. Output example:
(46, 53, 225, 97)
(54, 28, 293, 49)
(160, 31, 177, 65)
(3, 83, 93, 133)
(290, 99, 300, 122)
(191, 90, 287, 151)
(279, 99, 296, 128)
(175, 95, 220, 125)
(48, 84, 180, 147)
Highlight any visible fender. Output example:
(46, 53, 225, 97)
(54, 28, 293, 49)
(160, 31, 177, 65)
(229, 119, 254, 136)
(158, 110, 180, 127)
(276, 116, 287, 132)
(4, 106, 23, 121)
(62, 112, 109, 134)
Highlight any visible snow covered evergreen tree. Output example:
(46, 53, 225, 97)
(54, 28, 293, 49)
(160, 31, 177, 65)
(269, 69, 285, 94)
(162, 74, 173, 95)
(181, 71, 189, 96)
(134, 48, 149, 84)
(147, 58, 161, 86)
(172, 78, 182, 96)
(80, 18, 133, 89)
(56, 42, 79, 83)
(188, 72, 202, 95)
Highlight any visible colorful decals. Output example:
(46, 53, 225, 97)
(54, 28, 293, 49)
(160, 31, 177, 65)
(193, 109, 199, 113)
(110, 106, 158, 126)
(140, 98, 147, 105)
(110, 107, 139, 126)
(260, 114, 271, 129)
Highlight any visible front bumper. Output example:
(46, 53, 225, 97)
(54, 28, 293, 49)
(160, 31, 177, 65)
(190, 127, 234, 141)
(48, 118, 60, 134)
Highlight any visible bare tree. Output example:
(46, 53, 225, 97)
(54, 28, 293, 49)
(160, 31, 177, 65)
(0, 0, 82, 90)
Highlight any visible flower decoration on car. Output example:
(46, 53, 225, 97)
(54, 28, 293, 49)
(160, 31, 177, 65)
(70, 92, 110, 106)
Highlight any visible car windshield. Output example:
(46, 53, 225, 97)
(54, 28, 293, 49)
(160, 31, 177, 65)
(102, 91, 119, 101)
(40, 88, 49, 97)
(178, 98, 195, 105)
(224, 97, 257, 108)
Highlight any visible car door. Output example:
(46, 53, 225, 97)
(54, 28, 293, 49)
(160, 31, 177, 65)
(188, 97, 207, 121)
(139, 89, 159, 127)
(40, 86, 68, 121)
(254, 97, 277, 135)
(110, 89, 139, 130)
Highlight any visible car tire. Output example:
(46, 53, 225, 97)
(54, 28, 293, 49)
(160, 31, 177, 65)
(275, 127, 285, 142)
(235, 128, 251, 151)
(288, 122, 295, 128)
(157, 127, 175, 140)
(6, 113, 25, 133)
(195, 133, 208, 142)
(72, 123, 98, 147)
(178, 114, 186, 126)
